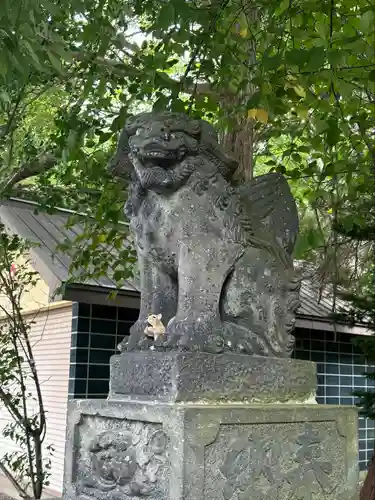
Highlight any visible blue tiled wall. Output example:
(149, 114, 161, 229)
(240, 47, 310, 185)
(69, 303, 375, 471)
(69, 302, 138, 398)
(293, 327, 375, 471)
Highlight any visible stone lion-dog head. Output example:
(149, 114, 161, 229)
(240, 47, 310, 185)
(108, 112, 238, 187)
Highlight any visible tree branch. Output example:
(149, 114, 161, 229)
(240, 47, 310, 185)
(178, 0, 231, 96)
(0, 386, 26, 426)
(0, 461, 29, 499)
(1, 152, 58, 191)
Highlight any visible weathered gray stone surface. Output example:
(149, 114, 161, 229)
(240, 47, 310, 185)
(62, 111, 359, 500)
(108, 112, 301, 357)
(109, 352, 317, 403)
(63, 399, 358, 500)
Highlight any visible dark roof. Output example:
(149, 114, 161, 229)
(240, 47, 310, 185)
(299, 278, 349, 318)
(0, 198, 138, 299)
(0, 197, 357, 324)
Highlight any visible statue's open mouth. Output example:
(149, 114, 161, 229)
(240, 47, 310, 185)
(142, 149, 176, 159)
(137, 144, 187, 167)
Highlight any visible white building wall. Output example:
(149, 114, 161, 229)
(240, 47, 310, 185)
(0, 303, 72, 495)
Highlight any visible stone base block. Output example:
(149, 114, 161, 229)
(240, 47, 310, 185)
(63, 399, 358, 500)
(109, 352, 317, 403)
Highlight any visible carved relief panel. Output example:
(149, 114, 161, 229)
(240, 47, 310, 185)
(73, 416, 169, 499)
(204, 422, 343, 500)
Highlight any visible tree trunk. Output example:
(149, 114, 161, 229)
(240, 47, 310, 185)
(360, 451, 375, 500)
(219, 3, 258, 182)
(221, 117, 255, 181)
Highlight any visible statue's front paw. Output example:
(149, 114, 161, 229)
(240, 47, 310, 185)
(165, 315, 225, 353)
(118, 318, 150, 352)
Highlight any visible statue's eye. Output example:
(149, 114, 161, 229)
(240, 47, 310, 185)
(190, 120, 200, 134)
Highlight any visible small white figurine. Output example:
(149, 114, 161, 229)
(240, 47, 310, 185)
(144, 314, 166, 341)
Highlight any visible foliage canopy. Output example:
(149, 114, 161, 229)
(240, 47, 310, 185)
(0, 0, 373, 287)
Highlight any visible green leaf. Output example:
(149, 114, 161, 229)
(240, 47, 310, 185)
(263, 54, 283, 70)
(327, 50, 343, 67)
(153, 94, 170, 111)
(9, 53, 25, 73)
(47, 51, 63, 73)
(107, 290, 118, 300)
(337, 80, 355, 97)
(360, 10, 374, 34)
(326, 120, 340, 146)
(41, 0, 62, 14)
(246, 92, 261, 109)
(315, 20, 329, 40)
(0, 53, 7, 77)
(111, 107, 128, 132)
(306, 47, 326, 71)
(292, 85, 306, 98)
(170, 98, 186, 113)
(286, 49, 307, 66)
(114, 270, 125, 282)
(369, 70, 375, 82)
(50, 43, 73, 62)
(0, 90, 10, 104)
(291, 153, 302, 162)
(307, 228, 323, 247)
(20, 40, 42, 69)
(155, 3, 175, 30)
(274, 0, 289, 16)
(314, 119, 329, 133)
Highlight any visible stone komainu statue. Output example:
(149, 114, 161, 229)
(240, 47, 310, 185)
(108, 112, 300, 357)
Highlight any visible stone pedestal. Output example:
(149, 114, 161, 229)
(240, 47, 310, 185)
(63, 353, 359, 500)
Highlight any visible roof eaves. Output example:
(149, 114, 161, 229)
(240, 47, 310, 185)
(296, 314, 372, 336)
(0, 197, 129, 227)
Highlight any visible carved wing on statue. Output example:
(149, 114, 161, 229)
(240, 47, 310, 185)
(238, 172, 299, 254)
